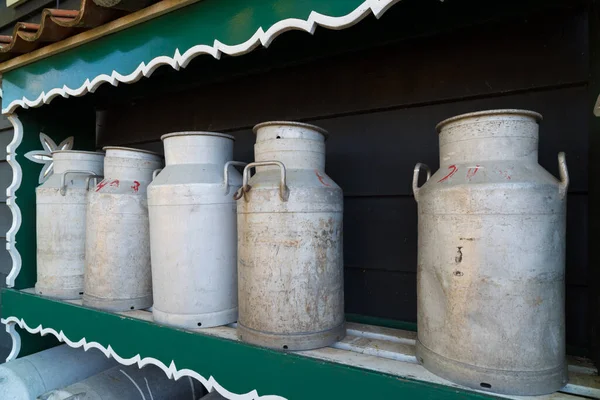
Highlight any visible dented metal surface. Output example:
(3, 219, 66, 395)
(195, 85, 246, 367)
(148, 132, 243, 329)
(236, 121, 346, 351)
(35, 150, 105, 300)
(413, 110, 569, 396)
(83, 147, 163, 311)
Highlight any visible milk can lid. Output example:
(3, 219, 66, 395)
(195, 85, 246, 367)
(436, 109, 543, 133)
(102, 146, 162, 156)
(51, 150, 104, 156)
(253, 121, 329, 139)
(160, 131, 235, 141)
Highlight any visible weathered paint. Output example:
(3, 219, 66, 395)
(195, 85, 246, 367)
(35, 151, 104, 299)
(236, 122, 345, 351)
(148, 132, 243, 329)
(83, 147, 163, 311)
(1, 289, 498, 400)
(413, 110, 569, 396)
(9, 106, 97, 290)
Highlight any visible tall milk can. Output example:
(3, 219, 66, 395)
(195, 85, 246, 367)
(412, 110, 569, 395)
(83, 147, 163, 311)
(36, 150, 104, 299)
(235, 121, 345, 351)
(148, 132, 244, 329)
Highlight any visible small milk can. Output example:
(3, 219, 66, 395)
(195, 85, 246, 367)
(412, 110, 569, 395)
(83, 147, 163, 311)
(235, 121, 345, 351)
(148, 132, 244, 329)
(35, 150, 104, 299)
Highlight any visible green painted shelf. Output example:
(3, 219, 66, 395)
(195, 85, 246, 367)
(1, 289, 504, 400)
(3, 289, 599, 399)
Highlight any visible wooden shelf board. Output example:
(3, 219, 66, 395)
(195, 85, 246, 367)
(2, 289, 598, 400)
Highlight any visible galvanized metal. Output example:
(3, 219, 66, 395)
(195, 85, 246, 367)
(38, 364, 206, 400)
(236, 121, 345, 351)
(413, 110, 569, 396)
(83, 147, 163, 311)
(35, 150, 104, 299)
(0, 345, 116, 400)
(148, 132, 243, 329)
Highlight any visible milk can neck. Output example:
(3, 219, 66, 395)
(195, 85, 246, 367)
(52, 158, 71, 174)
(162, 133, 235, 166)
(52, 151, 104, 174)
(437, 112, 540, 165)
(257, 151, 326, 170)
(103, 147, 163, 181)
(254, 122, 327, 170)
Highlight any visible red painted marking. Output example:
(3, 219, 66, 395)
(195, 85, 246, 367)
(437, 165, 458, 183)
(466, 165, 480, 180)
(315, 170, 331, 187)
(497, 169, 512, 180)
(131, 181, 140, 192)
(110, 179, 120, 187)
(95, 179, 109, 192)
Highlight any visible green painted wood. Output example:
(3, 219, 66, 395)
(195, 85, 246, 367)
(1, 289, 496, 400)
(346, 313, 417, 332)
(2, 0, 370, 109)
(15, 327, 60, 358)
(14, 105, 97, 290)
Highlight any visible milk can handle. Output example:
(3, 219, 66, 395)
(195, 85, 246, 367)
(60, 170, 100, 196)
(233, 161, 289, 202)
(85, 175, 104, 192)
(223, 161, 248, 195)
(558, 152, 569, 200)
(152, 169, 163, 180)
(412, 163, 431, 202)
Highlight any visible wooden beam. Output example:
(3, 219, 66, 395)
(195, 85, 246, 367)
(0, 0, 202, 74)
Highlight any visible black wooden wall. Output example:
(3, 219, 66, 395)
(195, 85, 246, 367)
(94, 0, 592, 353)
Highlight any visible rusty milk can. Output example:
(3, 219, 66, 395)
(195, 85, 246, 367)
(235, 121, 345, 351)
(148, 132, 245, 329)
(35, 150, 105, 299)
(83, 147, 163, 311)
(412, 110, 569, 395)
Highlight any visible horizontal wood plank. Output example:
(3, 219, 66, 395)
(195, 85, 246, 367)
(0, 0, 203, 74)
(102, 86, 589, 194)
(97, 9, 588, 149)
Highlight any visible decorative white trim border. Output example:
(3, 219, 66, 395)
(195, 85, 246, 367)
(4, 318, 21, 362)
(5, 113, 22, 288)
(2, 0, 401, 114)
(1, 316, 286, 400)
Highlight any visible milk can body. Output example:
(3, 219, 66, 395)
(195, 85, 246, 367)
(236, 121, 345, 351)
(35, 150, 104, 299)
(83, 147, 163, 311)
(148, 132, 243, 329)
(413, 110, 569, 395)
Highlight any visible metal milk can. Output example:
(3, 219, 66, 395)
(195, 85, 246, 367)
(83, 147, 163, 311)
(235, 121, 345, 351)
(412, 110, 569, 395)
(35, 150, 104, 299)
(148, 132, 244, 329)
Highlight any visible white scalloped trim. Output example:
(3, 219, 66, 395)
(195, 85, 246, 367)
(4, 319, 21, 362)
(1, 316, 286, 400)
(5, 113, 22, 288)
(2, 0, 401, 114)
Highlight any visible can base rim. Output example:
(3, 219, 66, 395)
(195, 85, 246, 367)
(35, 284, 83, 300)
(415, 339, 568, 396)
(237, 321, 346, 351)
(152, 306, 238, 329)
(82, 293, 152, 312)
